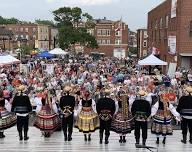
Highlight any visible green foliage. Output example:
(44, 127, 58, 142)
(53, 6, 98, 50)
(20, 45, 34, 56)
(35, 19, 55, 26)
(0, 16, 21, 24)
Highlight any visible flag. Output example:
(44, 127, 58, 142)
(115, 17, 122, 32)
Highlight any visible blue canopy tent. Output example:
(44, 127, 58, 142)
(37, 51, 54, 59)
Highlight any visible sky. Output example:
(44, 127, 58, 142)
(0, 0, 164, 31)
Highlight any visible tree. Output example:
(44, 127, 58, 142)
(0, 16, 21, 24)
(35, 19, 55, 26)
(53, 7, 98, 50)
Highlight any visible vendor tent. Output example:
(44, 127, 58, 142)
(49, 48, 68, 55)
(138, 54, 167, 65)
(0, 55, 20, 66)
(37, 51, 54, 58)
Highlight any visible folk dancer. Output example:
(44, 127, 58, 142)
(75, 90, 99, 141)
(34, 89, 60, 137)
(131, 90, 151, 146)
(0, 90, 17, 138)
(96, 89, 116, 144)
(59, 86, 76, 141)
(11, 85, 32, 141)
(151, 91, 180, 144)
(111, 91, 134, 143)
(177, 86, 192, 144)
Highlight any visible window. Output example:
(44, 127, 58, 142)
(160, 18, 163, 29)
(97, 39, 102, 44)
(20, 28, 23, 32)
(115, 39, 121, 44)
(106, 39, 110, 44)
(143, 31, 148, 38)
(102, 39, 106, 44)
(97, 29, 110, 36)
(97, 29, 101, 36)
(155, 20, 158, 29)
(143, 40, 147, 47)
(190, 21, 192, 37)
(33, 28, 36, 32)
(33, 35, 36, 39)
(87, 29, 94, 36)
(165, 15, 169, 28)
(25, 28, 28, 32)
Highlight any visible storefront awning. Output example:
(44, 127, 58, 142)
(180, 53, 192, 57)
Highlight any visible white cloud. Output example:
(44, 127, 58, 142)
(45, 0, 119, 6)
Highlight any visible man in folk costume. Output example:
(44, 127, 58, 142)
(177, 86, 192, 144)
(11, 85, 32, 141)
(75, 90, 99, 141)
(131, 90, 151, 146)
(0, 90, 17, 138)
(111, 90, 134, 143)
(96, 89, 116, 144)
(150, 91, 180, 144)
(59, 86, 76, 141)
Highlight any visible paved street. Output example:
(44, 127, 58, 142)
(0, 127, 192, 152)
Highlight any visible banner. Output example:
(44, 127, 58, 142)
(171, 0, 177, 18)
(167, 63, 177, 79)
(168, 36, 176, 55)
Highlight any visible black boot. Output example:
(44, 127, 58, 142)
(156, 137, 159, 144)
(105, 135, 109, 144)
(122, 136, 126, 143)
(189, 134, 192, 144)
(162, 137, 166, 144)
(119, 136, 123, 143)
(142, 139, 146, 146)
(181, 134, 187, 144)
(68, 133, 72, 141)
(135, 139, 139, 147)
(88, 134, 91, 141)
(24, 131, 29, 141)
(84, 134, 87, 141)
(64, 132, 67, 141)
(99, 133, 103, 144)
(0, 132, 5, 138)
(19, 131, 23, 141)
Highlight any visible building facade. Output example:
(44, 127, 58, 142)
(0, 23, 58, 51)
(148, 0, 192, 69)
(137, 29, 148, 58)
(84, 18, 129, 57)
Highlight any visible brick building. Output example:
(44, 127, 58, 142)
(137, 28, 148, 58)
(148, 0, 192, 69)
(0, 23, 58, 51)
(84, 18, 129, 57)
(0, 27, 13, 51)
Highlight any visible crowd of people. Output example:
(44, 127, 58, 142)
(0, 55, 192, 148)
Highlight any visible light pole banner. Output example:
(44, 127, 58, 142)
(168, 36, 176, 55)
(171, 0, 177, 18)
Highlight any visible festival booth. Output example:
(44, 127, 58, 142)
(138, 54, 167, 75)
(49, 48, 68, 55)
(0, 55, 21, 66)
(138, 54, 167, 66)
(37, 51, 55, 59)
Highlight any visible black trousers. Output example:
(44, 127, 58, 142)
(134, 121, 148, 140)
(17, 115, 29, 133)
(62, 115, 74, 136)
(99, 119, 112, 136)
(181, 118, 192, 136)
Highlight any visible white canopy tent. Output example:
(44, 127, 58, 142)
(49, 48, 68, 55)
(0, 55, 20, 66)
(138, 54, 167, 65)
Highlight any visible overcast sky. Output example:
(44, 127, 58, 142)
(0, 0, 164, 31)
